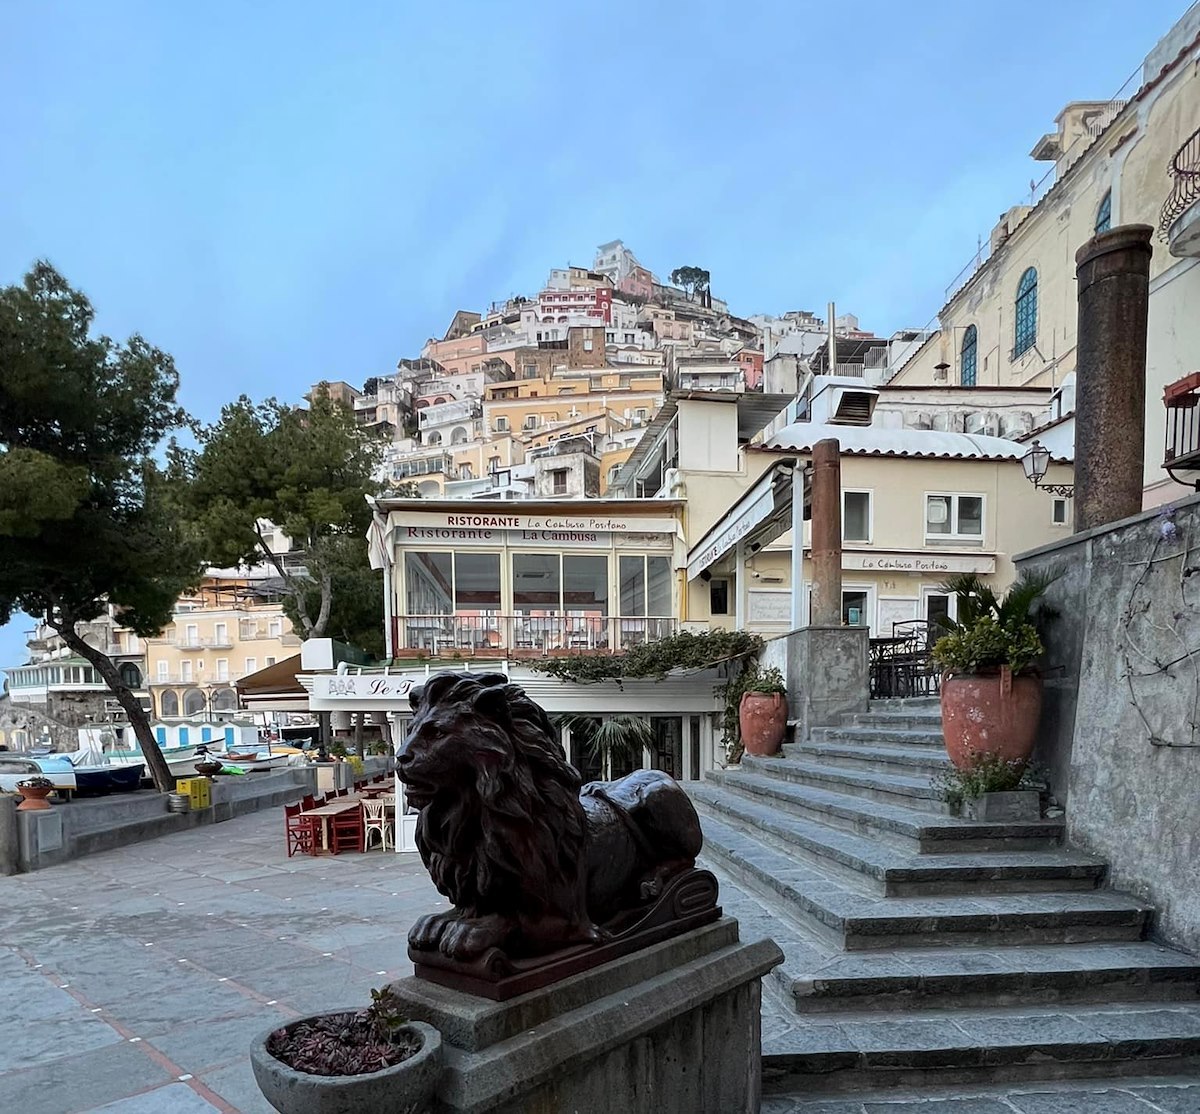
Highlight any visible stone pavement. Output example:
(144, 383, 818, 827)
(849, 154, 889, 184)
(0, 810, 440, 1114)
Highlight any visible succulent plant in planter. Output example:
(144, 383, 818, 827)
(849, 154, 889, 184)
(932, 569, 1060, 773)
(738, 666, 789, 758)
(251, 986, 441, 1114)
(15, 776, 55, 811)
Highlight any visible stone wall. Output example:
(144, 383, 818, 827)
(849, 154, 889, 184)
(1015, 491, 1200, 951)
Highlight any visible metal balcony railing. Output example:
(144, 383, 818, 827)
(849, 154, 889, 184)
(396, 614, 678, 656)
(171, 636, 234, 650)
(1161, 126, 1200, 242)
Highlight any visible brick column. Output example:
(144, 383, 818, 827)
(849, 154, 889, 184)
(809, 438, 842, 626)
(1074, 225, 1153, 532)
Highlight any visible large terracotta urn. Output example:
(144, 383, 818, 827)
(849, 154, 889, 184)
(941, 667, 1042, 771)
(16, 784, 54, 811)
(739, 692, 789, 757)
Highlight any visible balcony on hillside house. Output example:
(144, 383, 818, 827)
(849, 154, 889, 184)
(1164, 372, 1200, 489)
(1161, 127, 1200, 257)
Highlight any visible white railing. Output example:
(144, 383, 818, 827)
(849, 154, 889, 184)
(396, 614, 678, 655)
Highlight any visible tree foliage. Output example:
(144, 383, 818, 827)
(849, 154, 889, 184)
(0, 263, 204, 790)
(669, 266, 711, 300)
(184, 387, 386, 645)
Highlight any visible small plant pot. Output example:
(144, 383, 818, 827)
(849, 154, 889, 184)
(250, 1016, 441, 1114)
(739, 691, 789, 757)
(941, 668, 1042, 772)
(964, 790, 1041, 822)
(16, 784, 54, 811)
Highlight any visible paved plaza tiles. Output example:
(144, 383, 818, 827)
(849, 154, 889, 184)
(5, 812, 1200, 1112)
(0, 810, 439, 1113)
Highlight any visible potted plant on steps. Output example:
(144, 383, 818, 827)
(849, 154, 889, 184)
(932, 569, 1060, 778)
(739, 667, 789, 758)
(251, 986, 441, 1114)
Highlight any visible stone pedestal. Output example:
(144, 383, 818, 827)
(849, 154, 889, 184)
(385, 918, 783, 1113)
(785, 625, 870, 741)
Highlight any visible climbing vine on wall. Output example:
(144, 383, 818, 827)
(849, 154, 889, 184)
(1119, 505, 1200, 748)
(529, 629, 765, 762)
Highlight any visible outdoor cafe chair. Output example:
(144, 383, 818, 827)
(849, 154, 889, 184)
(362, 797, 392, 851)
(284, 803, 318, 858)
(330, 803, 364, 855)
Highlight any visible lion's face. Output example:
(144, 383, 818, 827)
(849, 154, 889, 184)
(398, 673, 514, 811)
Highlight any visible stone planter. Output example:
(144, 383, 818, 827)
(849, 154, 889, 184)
(941, 668, 1042, 772)
(251, 1017, 441, 1114)
(739, 691, 788, 757)
(16, 784, 54, 811)
(965, 790, 1041, 822)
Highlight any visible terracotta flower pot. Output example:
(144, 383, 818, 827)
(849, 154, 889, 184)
(16, 784, 54, 811)
(940, 668, 1043, 772)
(739, 692, 789, 757)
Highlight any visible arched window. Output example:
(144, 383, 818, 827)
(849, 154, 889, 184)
(450, 426, 468, 444)
(210, 688, 237, 713)
(119, 662, 142, 689)
(1095, 190, 1112, 234)
(1013, 268, 1038, 358)
(183, 688, 206, 717)
(426, 431, 442, 446)
(160, 690, 179, 718)
(961, 325, 978, 388)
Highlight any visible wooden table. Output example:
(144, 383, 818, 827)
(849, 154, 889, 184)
(300, 799, 362, 853)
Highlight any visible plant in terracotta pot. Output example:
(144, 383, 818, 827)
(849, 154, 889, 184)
(738, 666, 789, 758)
(15, 776, 55, 811)
(251, 986, 441, 1114)
(932, 570, 1060, 774)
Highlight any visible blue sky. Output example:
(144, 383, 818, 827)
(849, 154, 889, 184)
(0, 0, 1189, 668)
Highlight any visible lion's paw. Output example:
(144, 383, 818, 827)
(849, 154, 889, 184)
(438, 913, 516, 960)
(408, 910, 461, 951)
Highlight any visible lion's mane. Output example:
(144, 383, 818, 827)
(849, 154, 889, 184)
(404, 672, 588, 924)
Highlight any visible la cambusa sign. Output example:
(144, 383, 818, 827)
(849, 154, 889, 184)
(841, 552, 996, 574)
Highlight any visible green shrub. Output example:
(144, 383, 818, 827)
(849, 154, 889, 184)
(932, 617, 1044, 675)
(933, 750, 1039, 812)
(745, 666, 786, 695)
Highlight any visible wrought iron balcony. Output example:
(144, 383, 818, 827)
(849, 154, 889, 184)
(395, 613, 678, 657)
(1160, 126, 1200, 256)
(1164, 372, 1200, 489)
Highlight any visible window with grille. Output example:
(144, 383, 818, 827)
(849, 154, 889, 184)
(1095, 190, 1112, 234)
(961, 325, 978, 387)
(1013, 269, 1038, 358)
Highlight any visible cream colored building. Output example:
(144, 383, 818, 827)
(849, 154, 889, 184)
(616, 380, 1074, 639)
(143, 569, 300, 720)
(890, 8, 1200, 507)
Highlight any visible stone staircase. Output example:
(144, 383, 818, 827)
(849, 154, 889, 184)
(688, 697, 1200, 1102)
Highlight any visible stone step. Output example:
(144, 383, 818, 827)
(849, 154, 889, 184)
(706, 768, 1063, 853)
(845, 710, 944, 730)
(810, 725, 947, 749)
(866, 697, 942, 713)
(761, 1001, 1200, 1095)
(791, 739, 952, 779)
(689, 783, 1103, 897)
(708, 855, 1200, 1020)
(744, 752, 950, 813)
(698, 812, 1149, 951)
(766, 1079, 1200, 1114)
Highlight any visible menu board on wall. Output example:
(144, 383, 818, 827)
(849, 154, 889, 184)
(747, 589, 792, 625)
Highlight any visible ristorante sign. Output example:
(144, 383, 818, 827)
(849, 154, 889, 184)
(311, 672, 440, 703)
(402, 511, 679, 533)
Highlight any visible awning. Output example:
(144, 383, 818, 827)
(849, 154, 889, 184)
(236, 655, 309, 714)
(686, 461, 799, 580)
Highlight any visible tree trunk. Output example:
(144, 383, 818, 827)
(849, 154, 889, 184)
(50, 616, 175, 792)
(354, 711, 364, 760)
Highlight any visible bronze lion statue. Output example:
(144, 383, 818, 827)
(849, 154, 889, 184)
(398, 671, 704, 963)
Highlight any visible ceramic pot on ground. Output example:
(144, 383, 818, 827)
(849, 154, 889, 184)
(940, 667, 1043, 771)
(739, 691, 789, 757)
(251, 1018, 441, 1114)
(16, 784, 54, 811)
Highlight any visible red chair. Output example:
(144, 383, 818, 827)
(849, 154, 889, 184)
(336, 788, 349, 798)
(330, 804, 364, 854)
(285, 803, 318, 858)
(301, 794, 316, 810)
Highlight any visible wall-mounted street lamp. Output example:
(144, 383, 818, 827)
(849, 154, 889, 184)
(1021, 440, 1075, 498)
